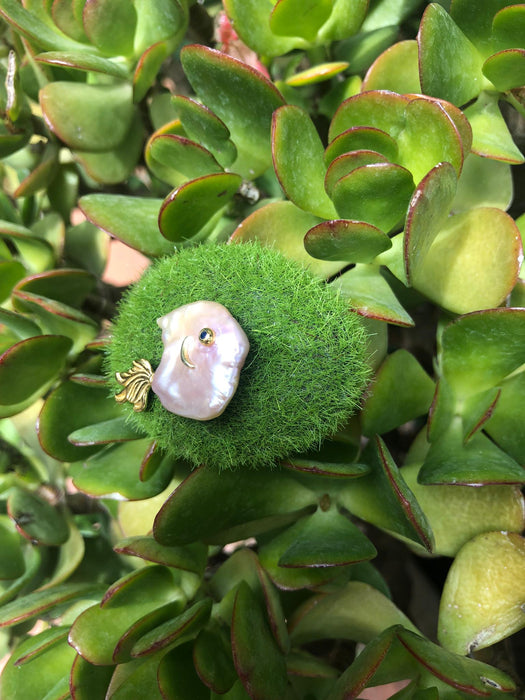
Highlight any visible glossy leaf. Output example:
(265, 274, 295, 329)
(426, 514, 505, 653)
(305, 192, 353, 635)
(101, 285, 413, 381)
(418, 3, 485, 106)
(0, 517, 25, 580)
(325, 150, 388, 196)
(133, 41, 168, 103)
(181, 45, 285, 177)
(149, 134, 222, 182)
(491, 3, 525, 50)
(230, 200, 344, 278)
(452, 153, 513, 212)
(114, 536, 207, 575)
(82, 0, 137, 56)
(272, 105, 337, 218)
(40, 82, 133, 151)
(70, 438, 174, 500)
(8, 487, 69, 546)
(317, 0, 368, 42)
(332, 163, 414, 232)
(14, 268, 95, 307)
(0, 221, 55, 273)
(70, 653, 114, 700)
(158, 644, 209, 700)
(362, 350, 435, 436)
(483, 48, 525, 91)
(464, 92, 524, 163)
(404, 162, 457, 284)
(153, 465, 317, 546)
(412, 208, 522, 313)
(402, 463, 525, 556)
(329, 90, 409, 143)
(286, 62, 349, 86)
(485, 370, 525, 464)
(331, 264, 414, 326)
(231, 582, 288, 700)
(339, 437, 433, 551)
(0, 0, 87, 51)
(281, 438, 367, 478)
(14, 144, 59, 198)
(68, 416, 145, 446)
(439, 532, 525, 654)
(277, 506, 377, 568)
(0, 261, 25, 303)
(193, 621, 237, 694)
(38, 380, 122, 462)
(325, 126, 398, 165)
(270, 0, 332, 41)
(79, 194, 173, 256)
(35, 50, 128, 78)
(0, 335, 72, 405)
(289, 581, 418, 646)
(305, 219, 391, 264)
(363, 40, 421, 93)
(159, 172, 241, 243)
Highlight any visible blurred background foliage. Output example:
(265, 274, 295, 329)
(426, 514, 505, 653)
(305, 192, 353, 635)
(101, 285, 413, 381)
(0, 0, 524, 698)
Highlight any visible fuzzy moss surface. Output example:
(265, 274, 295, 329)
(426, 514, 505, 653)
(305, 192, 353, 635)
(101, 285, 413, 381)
(107, 243, 369, 470)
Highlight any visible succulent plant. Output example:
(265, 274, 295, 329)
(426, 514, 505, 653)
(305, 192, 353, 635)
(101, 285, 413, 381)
(0, 1, 524, 699)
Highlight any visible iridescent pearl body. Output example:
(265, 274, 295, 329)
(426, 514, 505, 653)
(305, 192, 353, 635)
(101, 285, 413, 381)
(151, 301, 250, 420)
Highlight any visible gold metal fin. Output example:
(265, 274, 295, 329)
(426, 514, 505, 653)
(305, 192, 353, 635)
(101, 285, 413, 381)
(115, 358, 153, 412)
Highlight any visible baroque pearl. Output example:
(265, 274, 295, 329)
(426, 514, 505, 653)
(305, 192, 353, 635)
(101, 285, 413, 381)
(151, 301, 250, 420)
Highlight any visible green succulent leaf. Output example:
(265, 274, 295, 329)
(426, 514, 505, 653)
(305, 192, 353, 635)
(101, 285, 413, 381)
(159, 172, 242, 243)
(269, 0, 333, 41)
(79, 194, 173, 256)
(325, 126, 398, 164)
(153, 465, 317, 546)
(411, 208, 521, 313)
(0, 335, 72, 405)
(0, 261, 25, 303)
(491, 3, 525, 50)
(339, 437, 434, 551)
(181, 44, 285, 177)
(483, 48, 525, 90)
(439, 532, 525, 654)
(305, 219, 392, 264)
(452, 153, 513, 212)
(114, 537, 207, 576)
(418, 3, 485, 106)
(281, 438, 366, 478)
(193, 621, 237, 695)
(286, 61, 349, 86)
(133, 0, 188, 56)
(70, 653, 114, 700)
(67, 416, 145, 446)
(331, 264, 414, 326)
(13, 143, 59, 199)
(363, 40, 421, 93)
(325, 150, 389, 197)
(317, 0, 368, 41)
(35, 50, 128, 78)
(485, 370, 525, 464)
(7, 487, 69, 546)
(82, 0, 137, 56)
(230, 200, 344, 279)
(0, 221, 55, 273)
(158, 643, 209, 700)
(272, 104, 337, 219)
(464, 91, 524, 163)
(40, 82, 133, 151)
(149, 134, 223, 185)
(289, 581, 418, 646)
(231, 582, 288, 700)
(0, 517, 25, 580)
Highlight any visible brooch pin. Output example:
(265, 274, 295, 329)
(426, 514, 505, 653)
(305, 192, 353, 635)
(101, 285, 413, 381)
(115, 301, 250, 421)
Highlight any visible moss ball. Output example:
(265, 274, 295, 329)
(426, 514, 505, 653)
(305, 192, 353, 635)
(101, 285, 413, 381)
(107, 243, 369, 470)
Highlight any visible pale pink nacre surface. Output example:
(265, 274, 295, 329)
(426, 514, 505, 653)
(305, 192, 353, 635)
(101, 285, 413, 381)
(151, 301, 250, 420)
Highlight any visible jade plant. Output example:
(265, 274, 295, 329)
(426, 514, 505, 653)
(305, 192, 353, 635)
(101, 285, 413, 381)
(0, 1, 524, 699)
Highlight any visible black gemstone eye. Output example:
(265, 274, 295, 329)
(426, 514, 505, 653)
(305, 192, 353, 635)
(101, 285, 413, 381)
(198, 328, 215, 345)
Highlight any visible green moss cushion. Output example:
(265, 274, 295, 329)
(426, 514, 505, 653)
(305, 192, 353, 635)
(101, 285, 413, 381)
(107, 243, 369, 469)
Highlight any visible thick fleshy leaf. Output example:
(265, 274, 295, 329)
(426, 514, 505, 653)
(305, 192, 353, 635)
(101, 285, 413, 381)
(281, 438, 366, 478)
(82, 0, 137, 56)
(269, 0, 332, 40)
(70, 438, 174, 500)
(404, 162, 457, 284)
(396, 99, 464, 182)
(149, 134, 222, 182)
(14, 268, 95, 307)
(39, 517, 85, 590)
(8, 487, 69, 546)
(40, 82, 133, 151)
(159, 172, 242, 243)
(332, 163, 414, 232)
(464, 92, 524, 163)
(0, 633, 77, 700)
(317, 0, 368, 42)
(362, 350, 435, 436)
(491, 3, 525, 50)
(0, 335, 72, 405)
(329, 90, 409, 143)
(38, 380, 122, 462)
(277, 506, 377, 568)
(0, 582, 103, 628)
(106, 655, 164, 698)
(0, 307, 38, 343)
(133, 41, 168, 103)
(0, 0, 87, 51)
(79, 194, 172, 256)
(35, 50, 128, 78)
(231, 582, 288, 700)
(194, 621, 237, 695)
(305, 219, 391, 263)
(338, 437, 433, 550)
(114, 536, 207, 575)
(0, 221, 55, 273)
(133, 0, 188, 56)
(289, 581, 418, 646)
(68, 567, 183, 665)
(0, 261, 25, 302)
(181, 45, 285, 177)
(412, 208, 522, 313)
(0, 546, 41, 608)
(485, 370, 525, 464)
(14, 143, 59, 198)
(363, 40, 421, 93)
(230, 200, 344, 278)
(70, 653, 114, 700)
(131, 599, 212, 658)
(272, 105, 337, 218)
(402, 463, 525, 556)
(153, 465, 317, 546)
(331, 264, 414, 326)
(158, 644, 209, 700)
(0, 517, 24, 580)
(325, 150, 388, 196)
(68, 416, 145, 445)
(440, 308, 525, 398)
(12, 626, 69, 667)
(483, 48, 525, 91)
(172, 95, 236, 168)
(286, 62, 349, 86)
(452, 153, 513, 212)
(418, 3, 485, 106)
(325, 126, 398, 165)
(419, 417, 525, 485)
(439, 532, 525, 654)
